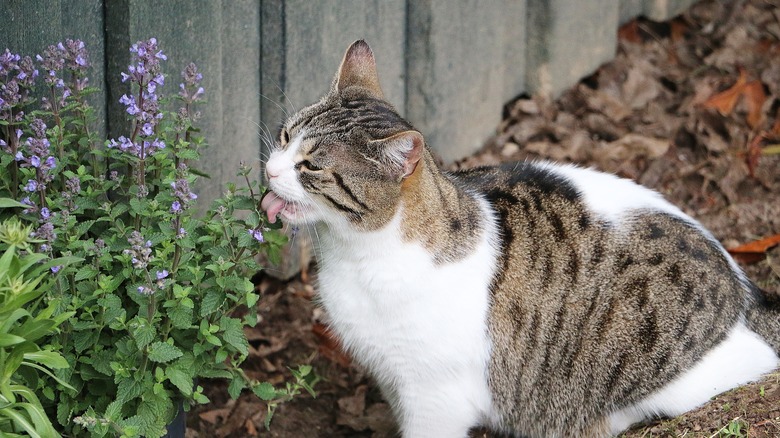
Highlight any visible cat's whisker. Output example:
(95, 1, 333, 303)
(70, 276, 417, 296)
(274, 82, 298, 115)
(258, 91, 291, 120)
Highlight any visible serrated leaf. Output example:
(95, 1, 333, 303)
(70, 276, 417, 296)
(73, 330, 99, 353)
(99, 293, 125, 323)
(117, 379, 143, 404)
(200, 289, 225, 317)
(147, 342, 183, 363)
(252, 382, 276, 401)
(129, 198, 145, 215)
(198, 368, 232, 379)
(74, 220, 96, 237)
(220, 317, 248, 356)
(228, 376, 246, 399)
(165, 368, 193, 396)
(132, 322, 156, 350)
(167, 305, 192, 330)
(74, 265, 99, 281)
(136, 391, 173, 438)
(104, 399, 123, 422)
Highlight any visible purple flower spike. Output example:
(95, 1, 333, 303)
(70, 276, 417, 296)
(248, 229, 265, 243)
(24, 179, 38, 192)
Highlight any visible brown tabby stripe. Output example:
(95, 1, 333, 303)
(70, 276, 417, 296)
(321, 193, 362, 219)
(332, 172, 371, 211)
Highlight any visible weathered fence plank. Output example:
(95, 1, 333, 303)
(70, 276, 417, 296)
(525, 0, 619, 98)
(1, 0, 107, 139)
(260, 0, 406, 138)
(406, 0, 528, 162)
(104, 0, 261, 207)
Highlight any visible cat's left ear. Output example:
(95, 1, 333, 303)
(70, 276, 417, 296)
(335, 40, 384, 98)
(371, 130, 424, 180)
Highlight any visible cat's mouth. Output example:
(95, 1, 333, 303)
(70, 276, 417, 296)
(261, 190, 311, 224)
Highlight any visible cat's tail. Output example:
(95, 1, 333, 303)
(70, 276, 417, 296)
(745, 283, 780, 356)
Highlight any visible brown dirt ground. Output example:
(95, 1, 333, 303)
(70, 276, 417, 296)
(189, 0, 780, 436)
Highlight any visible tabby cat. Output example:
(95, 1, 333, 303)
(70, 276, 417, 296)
(261, 40, 780, 437)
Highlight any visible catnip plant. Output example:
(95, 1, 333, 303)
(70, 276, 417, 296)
(0, 39, 314, 437)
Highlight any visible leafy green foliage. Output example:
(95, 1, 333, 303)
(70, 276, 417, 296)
(0, 39, 295, 437)
(0, 214, 75, 437)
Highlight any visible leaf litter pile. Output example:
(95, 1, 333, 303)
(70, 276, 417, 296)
(190, 0, 780, 436)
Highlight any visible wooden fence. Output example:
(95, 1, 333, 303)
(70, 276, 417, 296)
(1, 0, 697, 207)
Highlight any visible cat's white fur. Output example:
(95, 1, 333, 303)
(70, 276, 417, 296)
(266, 137, 779, 437)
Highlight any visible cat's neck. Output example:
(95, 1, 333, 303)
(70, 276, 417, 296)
(398, 149, 487, 263)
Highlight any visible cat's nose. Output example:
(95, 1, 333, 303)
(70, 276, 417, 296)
(265, 160, 282, 179)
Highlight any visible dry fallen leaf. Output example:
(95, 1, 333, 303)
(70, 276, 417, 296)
(702, 68, 748, 116)
(742, 80, 766, 129)
(312, 322, 352, 367)
(727, 233, 780, 264)
(199, 408, 231, 425)
(701, 68, 767, 129)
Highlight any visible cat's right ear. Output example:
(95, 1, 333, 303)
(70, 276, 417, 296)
(371, 130, 424, 180)
(334, 40, 384, 98)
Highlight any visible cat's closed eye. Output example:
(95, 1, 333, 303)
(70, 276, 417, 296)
(296, 160, 323, 172)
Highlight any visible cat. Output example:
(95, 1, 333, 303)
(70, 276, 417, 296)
(260, 40, 780, 437)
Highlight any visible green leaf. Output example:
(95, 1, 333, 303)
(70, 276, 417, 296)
(132, 321, 156, 350)
(252, 382, 276, 401)
(167, 305, 192, 330)
(136, 390, 173, 438)
(200, 289, 225, 317)
(74, 220, 96, 237)
(147, 342, 183, 363)
(0, 198, 28, 208)
(227, 377, 245, 399)
(23, 351, 69, 369)
(104, 399, 123, 422)
(73, 265, 99, 281)
(0, 333, 27, 347)
(117, 379, 143, 404)
(165, 368, 193, 397)
(72, 330, 99, 353)
(245, 292, 259, 308)
(220, 317, 248, 356)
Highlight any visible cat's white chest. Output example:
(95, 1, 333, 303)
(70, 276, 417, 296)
(314, 208, 499, 429)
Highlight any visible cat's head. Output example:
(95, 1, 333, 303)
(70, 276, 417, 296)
(262, 40, 425, 231)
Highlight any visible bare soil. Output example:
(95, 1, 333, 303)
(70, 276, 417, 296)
(189, 0, 780, 436)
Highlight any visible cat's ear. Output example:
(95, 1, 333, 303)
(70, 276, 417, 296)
(371, 130, 424, 180)
(335, 40, 384, 98)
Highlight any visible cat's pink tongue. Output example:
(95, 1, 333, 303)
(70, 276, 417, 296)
(261, 191, 285, 224)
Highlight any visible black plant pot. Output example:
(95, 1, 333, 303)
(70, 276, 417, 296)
(162, 402, 186, 438)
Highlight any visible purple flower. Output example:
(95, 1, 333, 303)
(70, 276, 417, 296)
(24, 179, 38, 192)
(40, 207, 51, 220)
(30, 155, 41, 168)
(176, 227, 187, 239)
(123, 231, 153, 269)
(21, 197, 37, 214)
(171, 201, 182, 213)
(51, 265, 61, 273)
(179, 62, 205, 104)
(248, 229, 265, 243)
(156, 270, 169, 280)
(137, 285, 153, 295)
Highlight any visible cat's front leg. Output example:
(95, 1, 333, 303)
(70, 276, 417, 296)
(394, 381, 484, 438)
